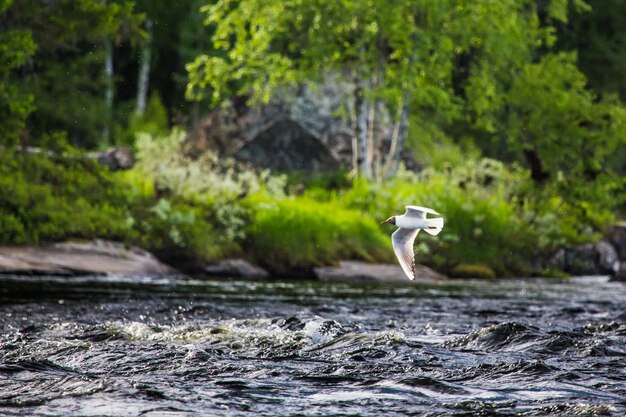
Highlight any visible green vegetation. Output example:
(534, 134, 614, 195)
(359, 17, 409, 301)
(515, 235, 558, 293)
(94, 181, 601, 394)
(0, 150, 131, 244)
(0, 0, 624, 277)
(1, 133, 613, 276)
(244, 196, 392, 274)
(450, 264, 496, 280)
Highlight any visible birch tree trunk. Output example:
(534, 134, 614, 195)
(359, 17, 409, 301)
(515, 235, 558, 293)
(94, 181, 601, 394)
(373, 100, 386, 183)
(366, 81, 376, 178)
(350, 81, 359, 176)
(372, 43, 385, 183)
(103, 38, 113, 146)
(383, 100, 409, 178)
(136, 19, 153, 116)
(354, 78, 372, 179)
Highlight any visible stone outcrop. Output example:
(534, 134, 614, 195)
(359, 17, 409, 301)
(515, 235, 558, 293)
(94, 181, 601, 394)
(549, 239, 621, 277)
(203, 258, 269, 279)
(185, 79, 420, 173)
(235, 119, 340, 172)
(0, 240, 174, 276)
(314, 261, 446, 283)
(88, 147, 135, 170)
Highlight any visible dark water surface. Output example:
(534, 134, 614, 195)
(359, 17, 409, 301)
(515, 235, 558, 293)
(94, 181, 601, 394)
(0, 274, 625, 416)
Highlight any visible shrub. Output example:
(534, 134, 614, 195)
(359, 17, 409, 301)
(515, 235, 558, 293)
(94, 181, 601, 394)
(134, 129, 287, 203)
(129, 197, 224, 268)
(450, 263, 496, 279)
(243, 195, 392, 274)
(0, 150, 134, 244)
(132, 129, 287, 252)
(329, 158, 613, 276)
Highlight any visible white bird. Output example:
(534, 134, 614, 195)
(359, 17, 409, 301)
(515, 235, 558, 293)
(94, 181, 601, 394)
(381, 205, 444, 281)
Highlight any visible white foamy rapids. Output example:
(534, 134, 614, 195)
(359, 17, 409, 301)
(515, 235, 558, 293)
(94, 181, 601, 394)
(302, 317, 343, 344)
(106, 319, 301, 346)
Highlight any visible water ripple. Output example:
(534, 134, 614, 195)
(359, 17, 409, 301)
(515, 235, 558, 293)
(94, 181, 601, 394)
(0, 275, 624, 416)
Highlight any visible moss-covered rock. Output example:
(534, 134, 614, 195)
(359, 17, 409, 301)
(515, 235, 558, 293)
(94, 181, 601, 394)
(450, 263, 496, 279)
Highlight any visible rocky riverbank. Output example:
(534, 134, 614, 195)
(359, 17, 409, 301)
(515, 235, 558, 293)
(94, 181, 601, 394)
(0, 240, 173, 276)
(0, 240, 445, 283)
(1, 229, 625, 282)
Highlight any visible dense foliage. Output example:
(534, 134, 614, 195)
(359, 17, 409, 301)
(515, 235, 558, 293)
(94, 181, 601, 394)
(0, 150, 132, 244)
(0, 0, 624, 277)
(188, 0, 624, 196)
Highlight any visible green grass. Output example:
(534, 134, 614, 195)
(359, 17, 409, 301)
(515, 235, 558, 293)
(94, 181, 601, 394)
(243, 196, 393, 274)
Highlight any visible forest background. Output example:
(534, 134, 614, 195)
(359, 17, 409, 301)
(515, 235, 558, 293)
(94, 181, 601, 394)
(1, 0, 624, 278)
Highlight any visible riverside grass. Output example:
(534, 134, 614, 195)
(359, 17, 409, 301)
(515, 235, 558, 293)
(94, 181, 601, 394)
(243, 196, 393, 274)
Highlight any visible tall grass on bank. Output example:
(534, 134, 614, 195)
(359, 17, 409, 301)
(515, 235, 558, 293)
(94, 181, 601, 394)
(243, 195, 392, 274)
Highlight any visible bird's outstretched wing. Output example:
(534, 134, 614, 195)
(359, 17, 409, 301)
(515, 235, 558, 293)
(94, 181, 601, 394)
(405, 205, 440, 219)
(392, 228, 419, 281)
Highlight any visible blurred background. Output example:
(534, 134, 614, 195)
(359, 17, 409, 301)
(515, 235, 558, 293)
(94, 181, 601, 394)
(1, 0, 625, 279)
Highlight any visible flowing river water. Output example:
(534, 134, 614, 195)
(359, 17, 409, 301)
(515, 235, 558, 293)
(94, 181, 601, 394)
(0, 274, 625, 416)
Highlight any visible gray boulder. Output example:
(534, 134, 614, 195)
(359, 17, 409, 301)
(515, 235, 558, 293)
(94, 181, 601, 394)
(235, 119, 340, 172)
(314, 261, 446, 283)
(595, 240, 620, 274)
(203, 258, 269, 279)
(0, 240, 174, 276)
(556, 240, 620, 275)
(608, 222, 626, 260)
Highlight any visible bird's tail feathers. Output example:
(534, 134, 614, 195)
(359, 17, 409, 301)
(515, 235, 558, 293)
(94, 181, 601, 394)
(424, 217, 444, 236)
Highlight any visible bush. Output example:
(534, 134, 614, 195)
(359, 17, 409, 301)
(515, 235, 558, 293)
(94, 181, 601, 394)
(450, 263, 496, 279)
(134, 129, 286, 203)
(331, 159, 534, 274)
(128, 197, 224, 268)
(115, 92, 170, 147)
(0, 147, 227, 268)
(330, 158, 611, 276)
(243, 195, 392, 274)
(0, 150, 134, 244)
(129, 129, 293, 263)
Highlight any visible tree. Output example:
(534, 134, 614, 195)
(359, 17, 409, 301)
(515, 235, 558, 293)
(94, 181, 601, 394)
(556, 0, 626, 102)
(503, 52, 626, 214)
(4, 0, 142, 148)
(187, 0, 580, 180)
(0, 0, 36, 146)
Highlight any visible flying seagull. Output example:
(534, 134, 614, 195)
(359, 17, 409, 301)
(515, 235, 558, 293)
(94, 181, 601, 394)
(381, 205, 444, 281)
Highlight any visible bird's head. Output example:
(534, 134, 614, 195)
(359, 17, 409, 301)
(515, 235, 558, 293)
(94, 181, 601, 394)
(380, 216, 396, 225)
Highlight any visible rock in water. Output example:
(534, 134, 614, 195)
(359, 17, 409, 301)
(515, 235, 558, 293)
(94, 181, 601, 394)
(595, 240, 620, 275)
(0, 240, 174, 276)
(314, 261, 446, 283)
(608, 223, 626, 260)
(550, 239, 621, 276)
(203, 258, 269, 279)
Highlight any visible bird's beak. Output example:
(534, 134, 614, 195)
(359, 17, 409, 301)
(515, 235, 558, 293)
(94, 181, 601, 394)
(380, 218, 392, 225)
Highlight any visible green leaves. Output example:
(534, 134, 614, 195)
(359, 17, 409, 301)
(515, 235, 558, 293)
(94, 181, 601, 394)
(2, 0, 143, 147)
(245, 196, 392, 273)
(0, 3, 36, 145)
(505, 52, 625, 193)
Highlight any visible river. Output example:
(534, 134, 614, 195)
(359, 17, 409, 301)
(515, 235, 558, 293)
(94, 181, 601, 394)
(0, 274, 625, 416)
